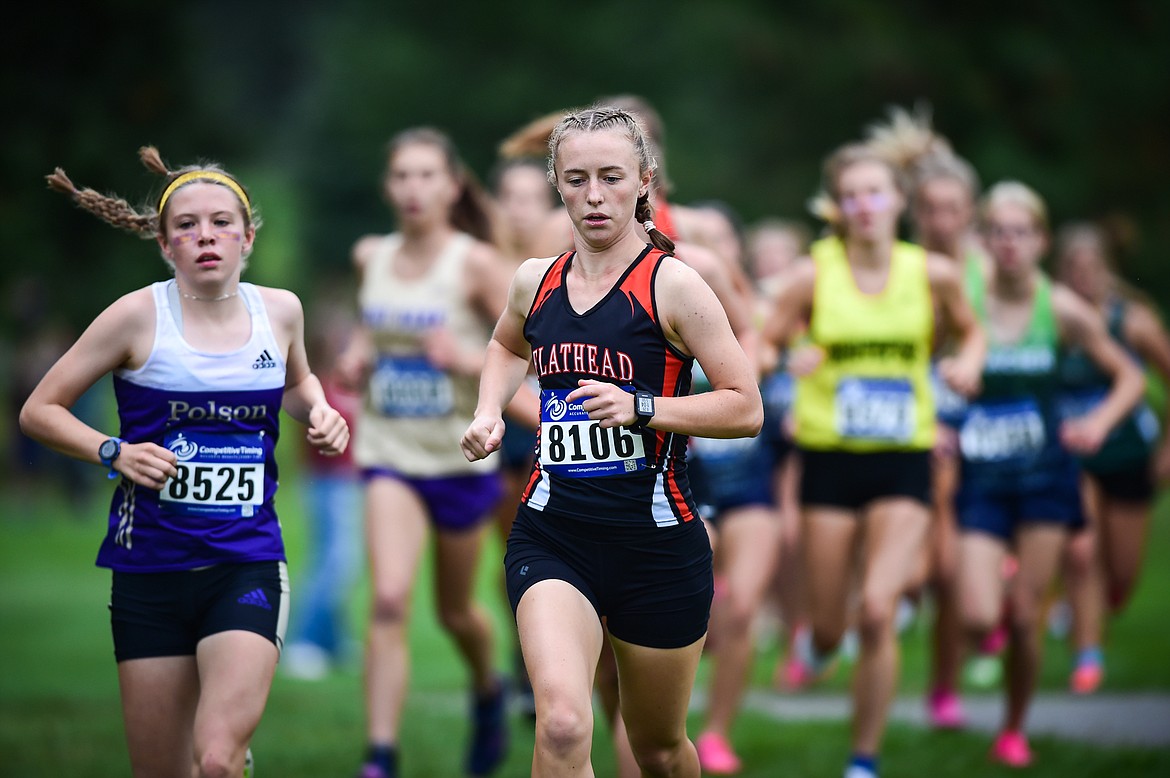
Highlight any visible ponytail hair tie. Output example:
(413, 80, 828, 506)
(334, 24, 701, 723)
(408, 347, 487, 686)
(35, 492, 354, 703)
(643, 219, 657, 233)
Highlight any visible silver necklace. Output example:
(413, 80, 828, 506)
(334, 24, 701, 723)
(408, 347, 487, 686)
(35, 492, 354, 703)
(177, 285, 238, 302)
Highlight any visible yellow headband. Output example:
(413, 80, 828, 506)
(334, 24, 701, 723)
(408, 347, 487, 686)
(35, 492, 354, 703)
(157, 170, 252, 220)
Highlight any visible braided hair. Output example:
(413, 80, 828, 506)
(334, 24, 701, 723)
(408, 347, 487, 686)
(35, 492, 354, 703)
(46, 147, 259, 269)
(547, 105, 675, 254)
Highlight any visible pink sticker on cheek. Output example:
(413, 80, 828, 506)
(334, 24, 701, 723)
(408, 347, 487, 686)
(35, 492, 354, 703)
(840, 191, 892, 216)
(171, 232, 198, 246)
(214, 230, 242, 242)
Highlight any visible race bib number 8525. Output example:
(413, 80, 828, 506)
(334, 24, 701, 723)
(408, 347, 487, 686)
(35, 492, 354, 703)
(539, 388, 646, 478)
(160, 431, 265, 518)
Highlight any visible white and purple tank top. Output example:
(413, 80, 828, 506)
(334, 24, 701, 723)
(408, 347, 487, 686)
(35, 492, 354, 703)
(96, 280, 286, 572)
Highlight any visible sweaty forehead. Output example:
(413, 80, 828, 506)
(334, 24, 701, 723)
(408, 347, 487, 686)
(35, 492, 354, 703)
(919, 177, 969, 203)
(985, 202, 1036, 226)
(166, 182, 244, 215)
(556, 128, 638, 170)
(391, 142, 447, 170)
(837, 160, 895, 190)
(501, 164, 548, 190)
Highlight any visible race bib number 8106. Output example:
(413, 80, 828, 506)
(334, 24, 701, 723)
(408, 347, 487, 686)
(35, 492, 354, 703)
(539, 388, 646, 478)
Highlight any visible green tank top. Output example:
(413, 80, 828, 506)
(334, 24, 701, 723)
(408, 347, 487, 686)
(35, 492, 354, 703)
(974, 273, 1058, 398)
(958, 273, 1063, 468)
(794, 237, 935, 451)
(963, 252, 984, 302)
(1058, 297, 1159, 472)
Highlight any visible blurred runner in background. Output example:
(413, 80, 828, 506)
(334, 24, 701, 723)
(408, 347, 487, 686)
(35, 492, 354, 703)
(1053, 221, 1170, 694)
(339, 127, 512, 778)
(954, 182, 1143, 767)
(763, 137, 984, 778)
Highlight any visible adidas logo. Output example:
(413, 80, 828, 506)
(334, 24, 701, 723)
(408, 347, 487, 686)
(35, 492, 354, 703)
(238, 588, 273, 610)
(252, 349, 277, 370)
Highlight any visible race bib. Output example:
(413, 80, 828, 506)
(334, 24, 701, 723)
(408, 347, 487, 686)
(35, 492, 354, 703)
(539, 388, 646, 478)
(160, 431, 265, 518)
(369, 355, 454, 418)
(959, 400, 1046, 462)
(835, 377, 915, 442)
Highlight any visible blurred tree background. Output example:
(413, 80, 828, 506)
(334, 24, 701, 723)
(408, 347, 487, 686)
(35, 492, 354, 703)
(2, 0, 1168, 355)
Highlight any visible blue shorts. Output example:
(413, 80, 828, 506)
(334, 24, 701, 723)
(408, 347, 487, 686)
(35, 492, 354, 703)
(505, 504, 713, 649)
(499, 419, 537, 472)
(759, 415, 794, 466)
(759, 371, 795, 464)
(688, 435, 776, 521)
(110, 560, 289, 662)
(956, 477, 1086, 542)
(362, 469, 503, 532)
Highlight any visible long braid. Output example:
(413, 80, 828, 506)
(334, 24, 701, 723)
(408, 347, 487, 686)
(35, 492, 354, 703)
(44, 166, 157, 238)
(636, 193, 675, 254)
(138, 145, 172, 177)
(47, 146, 259, 271)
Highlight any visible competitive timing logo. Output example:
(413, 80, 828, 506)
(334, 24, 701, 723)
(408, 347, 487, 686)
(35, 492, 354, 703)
(543, 394, 568, 421)
(168, 433, 199, 462)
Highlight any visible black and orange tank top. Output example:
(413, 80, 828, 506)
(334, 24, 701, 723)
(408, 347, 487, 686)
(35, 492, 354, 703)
(521, 245, 698, 527)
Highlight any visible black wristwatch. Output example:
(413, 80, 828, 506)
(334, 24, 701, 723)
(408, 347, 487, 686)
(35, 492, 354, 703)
(98, 437, 124, 480)
(632, 390, 655, 429)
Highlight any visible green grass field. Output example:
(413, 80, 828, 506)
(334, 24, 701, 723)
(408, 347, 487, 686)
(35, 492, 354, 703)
(3, 455, 1170, 777)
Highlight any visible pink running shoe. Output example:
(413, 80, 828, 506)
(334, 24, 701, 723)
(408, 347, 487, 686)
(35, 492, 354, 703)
(356, 765, 389, 778)
(774, 653, 812, 691)
(979, 624, 1008, 656)
(1070, 661, 1104, 695)
(696, 732, 742, 775)
(990, 730, 1033, 768)
(926, 689, 966, 730)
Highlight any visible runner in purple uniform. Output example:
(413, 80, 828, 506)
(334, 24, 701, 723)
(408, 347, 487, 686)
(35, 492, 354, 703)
(22, 147, 349, 778)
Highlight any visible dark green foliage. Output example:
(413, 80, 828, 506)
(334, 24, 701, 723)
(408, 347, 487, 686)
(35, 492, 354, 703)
(4, 1, 1169, 334)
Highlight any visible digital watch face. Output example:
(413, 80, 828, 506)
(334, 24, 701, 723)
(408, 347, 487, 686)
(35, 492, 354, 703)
(636, 394, 654, 415)
(99, 439, 120, 461)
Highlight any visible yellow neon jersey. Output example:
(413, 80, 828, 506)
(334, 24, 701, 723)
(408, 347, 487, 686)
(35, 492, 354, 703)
(794, 236, 936, 451)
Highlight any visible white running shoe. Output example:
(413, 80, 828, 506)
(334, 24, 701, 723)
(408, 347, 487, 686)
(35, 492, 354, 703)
(795, 627, 839, 679)
(844, 763, 877, 778)
(281, 642, 330, 681)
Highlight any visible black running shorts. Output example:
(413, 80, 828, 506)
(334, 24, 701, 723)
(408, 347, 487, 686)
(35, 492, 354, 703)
(505, 505, 713, 649)
(109, 560, 289, 662)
